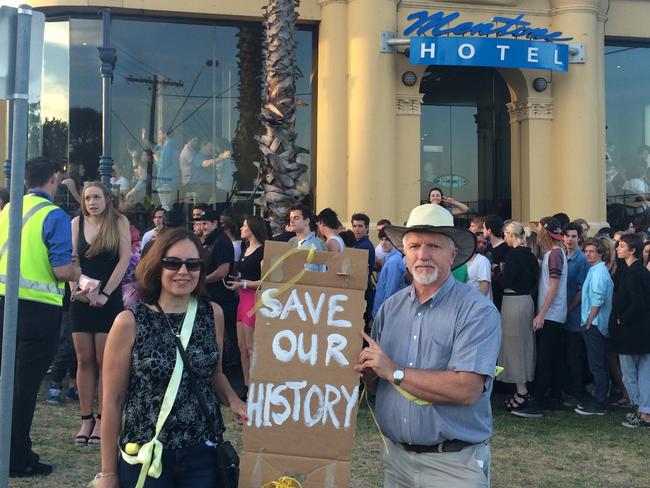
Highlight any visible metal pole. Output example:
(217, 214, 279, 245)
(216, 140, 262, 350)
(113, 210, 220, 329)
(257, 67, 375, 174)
(2, 102, 14, 187)
(0, 5, 32, 486)
(97, 8, 115, 189)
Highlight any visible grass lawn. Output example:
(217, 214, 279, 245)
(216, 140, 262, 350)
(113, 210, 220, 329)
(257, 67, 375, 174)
(8, 391, 650, 487)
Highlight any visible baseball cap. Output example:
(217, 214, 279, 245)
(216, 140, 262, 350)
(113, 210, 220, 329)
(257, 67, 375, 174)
(194, 209, 219, 222)
(539, 216, 563, 240)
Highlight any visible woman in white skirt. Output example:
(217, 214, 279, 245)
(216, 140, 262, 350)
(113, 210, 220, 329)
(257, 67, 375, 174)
(497, 221, 540, 411)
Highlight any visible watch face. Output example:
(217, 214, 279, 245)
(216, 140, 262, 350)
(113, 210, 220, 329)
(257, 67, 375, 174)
(393, 369, 405, 381)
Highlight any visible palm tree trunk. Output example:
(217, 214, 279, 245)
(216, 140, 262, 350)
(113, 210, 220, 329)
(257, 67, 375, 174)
(256, 0, 308, 234)
(234, 25, 263, 192)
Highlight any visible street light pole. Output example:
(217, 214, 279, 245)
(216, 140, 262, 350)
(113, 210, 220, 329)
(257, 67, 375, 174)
(97, 8, 116, 189)
(2, 102, 13, 187)
(0, 5, 32, 486)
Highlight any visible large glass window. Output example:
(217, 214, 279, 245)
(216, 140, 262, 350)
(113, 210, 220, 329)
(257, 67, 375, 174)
(605, 43, 650, 228)
(32, 15, 314, 216)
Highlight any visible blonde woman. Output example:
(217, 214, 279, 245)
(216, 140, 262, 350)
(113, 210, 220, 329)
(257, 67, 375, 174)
(497, 221, 540, 413)
(512, 217, 568, 418)
(70, 182, 130, 448)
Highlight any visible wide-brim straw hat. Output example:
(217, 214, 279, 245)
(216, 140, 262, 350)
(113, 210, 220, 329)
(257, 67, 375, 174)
(384, 204, 476, 270)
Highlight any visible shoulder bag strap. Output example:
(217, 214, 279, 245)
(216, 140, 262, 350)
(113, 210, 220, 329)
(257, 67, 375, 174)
(161, 301, 223, 441)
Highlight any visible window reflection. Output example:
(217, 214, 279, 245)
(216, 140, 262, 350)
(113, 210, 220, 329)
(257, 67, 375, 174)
(605, 44, 650, 228)
(31, 15, 314, 216)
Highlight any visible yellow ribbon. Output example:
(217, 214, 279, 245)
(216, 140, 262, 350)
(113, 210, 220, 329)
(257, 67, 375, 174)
(120, 298, 198, 488)
(246, 244, 317, 319)
(261, 476, 304, 488)
(392, 366, 504, 406)
(360, 384, 390, 456)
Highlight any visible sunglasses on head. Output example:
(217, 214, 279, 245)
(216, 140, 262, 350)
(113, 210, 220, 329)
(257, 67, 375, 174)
(161, 257, 203, 271)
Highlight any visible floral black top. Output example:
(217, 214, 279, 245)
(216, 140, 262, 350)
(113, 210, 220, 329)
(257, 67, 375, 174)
(120, 300, 224, 450)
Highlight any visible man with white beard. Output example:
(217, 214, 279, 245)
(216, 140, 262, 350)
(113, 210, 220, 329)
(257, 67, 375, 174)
(355, 204, 501, 487)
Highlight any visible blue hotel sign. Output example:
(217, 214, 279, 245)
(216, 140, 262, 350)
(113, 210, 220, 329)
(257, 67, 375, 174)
(405, 11, 572, 72)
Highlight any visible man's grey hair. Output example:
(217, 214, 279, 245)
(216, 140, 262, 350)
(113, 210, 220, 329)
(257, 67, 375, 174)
(402, 232, 457, 251)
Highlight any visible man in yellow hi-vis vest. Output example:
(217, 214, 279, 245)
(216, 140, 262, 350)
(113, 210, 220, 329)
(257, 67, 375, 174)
(0, 157, 81, 478)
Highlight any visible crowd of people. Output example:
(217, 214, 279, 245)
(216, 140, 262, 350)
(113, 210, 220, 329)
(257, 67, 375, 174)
(1, 158, 649, 486)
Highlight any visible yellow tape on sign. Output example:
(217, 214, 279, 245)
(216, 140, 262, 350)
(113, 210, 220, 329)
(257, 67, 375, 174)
(247, 244, 317, 319)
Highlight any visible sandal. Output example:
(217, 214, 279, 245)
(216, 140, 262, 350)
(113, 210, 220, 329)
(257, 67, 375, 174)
(611, 396, 633, 408)
(74, 414, 95, 447)
(505, 392, 531, 411)
(88, 414, 101, 449)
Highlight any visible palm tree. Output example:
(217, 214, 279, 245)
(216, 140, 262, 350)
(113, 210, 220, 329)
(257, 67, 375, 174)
(234, 25, 263, 193)
(256, 0, 308, 234)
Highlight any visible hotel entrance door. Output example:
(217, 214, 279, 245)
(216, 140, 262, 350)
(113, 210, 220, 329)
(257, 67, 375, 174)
(419, 66, 511, 219)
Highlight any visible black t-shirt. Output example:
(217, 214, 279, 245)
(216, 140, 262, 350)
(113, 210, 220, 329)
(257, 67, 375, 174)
(204, 229, 236, 303)
(496, 246, 539, 294)
(489, 241, 510, 310)
(239, 245, 264, 281)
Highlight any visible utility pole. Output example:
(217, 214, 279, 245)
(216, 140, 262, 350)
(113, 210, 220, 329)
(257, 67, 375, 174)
(124, 75, 182, 205)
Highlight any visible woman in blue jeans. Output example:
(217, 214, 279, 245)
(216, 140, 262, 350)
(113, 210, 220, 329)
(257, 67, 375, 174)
(610, 233, 650, 428)
(97, 228, 246, 487)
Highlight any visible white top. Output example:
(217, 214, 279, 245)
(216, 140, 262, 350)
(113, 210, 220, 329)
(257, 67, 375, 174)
(538, 248, 568, 323)
(141, 228, 156, 251)
(622, 178, 648, 194)
(466, 253, 492, 299)
(375, 243, 386, 263)
(327, 235, 345, 252)
(110, 176, 130, 192)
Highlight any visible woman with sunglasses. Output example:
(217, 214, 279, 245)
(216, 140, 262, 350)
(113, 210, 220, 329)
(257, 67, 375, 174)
(99, 228, 246, 487)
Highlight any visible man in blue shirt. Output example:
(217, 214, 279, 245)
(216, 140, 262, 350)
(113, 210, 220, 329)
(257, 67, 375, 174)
(575, 237, 614, 415)
(153, 129, 180, 209)
(372, 229, 406, 318)
(0, 158, 81, 477)
(355, 203, 500, 487)
(563, 222, 590, 405)
(351, 213, 375, 329)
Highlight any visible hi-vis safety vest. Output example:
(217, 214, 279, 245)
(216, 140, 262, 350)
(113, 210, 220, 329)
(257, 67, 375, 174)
(0, 194, 65, 306)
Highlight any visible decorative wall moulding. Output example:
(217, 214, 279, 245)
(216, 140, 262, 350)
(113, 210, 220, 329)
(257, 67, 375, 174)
(397, 93, 424, 115)
(507, 98, 553, 122)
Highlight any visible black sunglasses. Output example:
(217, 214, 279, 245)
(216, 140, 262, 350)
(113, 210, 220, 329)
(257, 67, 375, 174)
(161, 257, 203, 272)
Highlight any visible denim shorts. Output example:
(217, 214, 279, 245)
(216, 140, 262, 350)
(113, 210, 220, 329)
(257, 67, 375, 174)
(118, 442, 218, 487)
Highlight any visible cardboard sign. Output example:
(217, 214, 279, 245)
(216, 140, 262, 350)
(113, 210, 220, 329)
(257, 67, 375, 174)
(240, 241, 369, 488)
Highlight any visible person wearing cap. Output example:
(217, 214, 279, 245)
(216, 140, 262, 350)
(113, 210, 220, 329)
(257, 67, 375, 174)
(355, 204, 501, 487)
(512, 216, 568, 418)
(371, 228, 406, 318)
(200, 210, 239, 368)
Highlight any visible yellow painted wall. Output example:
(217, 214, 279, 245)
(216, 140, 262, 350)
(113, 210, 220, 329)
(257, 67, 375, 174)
(30, 0, 322, 21)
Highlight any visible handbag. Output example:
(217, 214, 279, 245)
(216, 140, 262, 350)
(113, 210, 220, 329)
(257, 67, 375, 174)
(154, 302, 240, 488)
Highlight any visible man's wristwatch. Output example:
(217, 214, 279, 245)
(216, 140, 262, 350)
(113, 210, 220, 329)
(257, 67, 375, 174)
(392, 368, 405, 386)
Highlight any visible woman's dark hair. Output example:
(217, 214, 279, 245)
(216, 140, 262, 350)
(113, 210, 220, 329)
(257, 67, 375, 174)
(135, 228, 208, 304)
(619, 233, 645, 259)
(339, 230, 356, 248)
(317, 208, 341, 230)
(244, 215, 268, 243)
(67, 162, 84, 191)
(221, 216, 240, 240)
